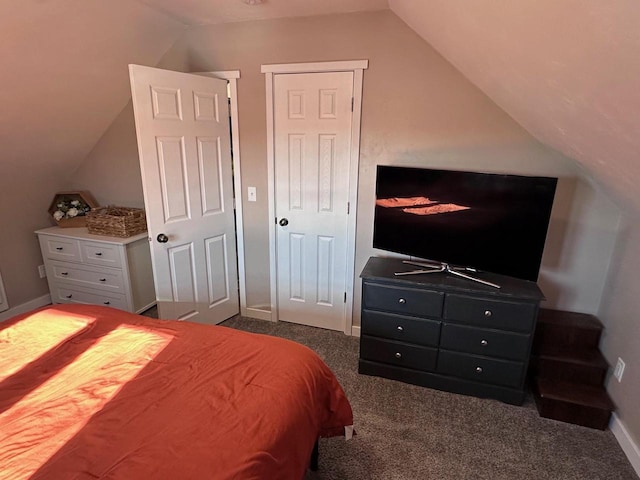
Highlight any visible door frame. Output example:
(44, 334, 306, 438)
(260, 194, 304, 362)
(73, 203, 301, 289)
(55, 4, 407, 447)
(261, 60, 368, 335)
(195, 70, 247, 317)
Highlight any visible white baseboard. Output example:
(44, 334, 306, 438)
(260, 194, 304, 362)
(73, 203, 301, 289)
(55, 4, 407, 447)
(0, 294, 52, 322)
(351, 325, 361, 337)
(242, 306, 273, 322)
(610, 413, 640, 476)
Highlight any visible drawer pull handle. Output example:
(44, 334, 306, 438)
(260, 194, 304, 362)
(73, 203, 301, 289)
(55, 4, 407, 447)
(61, 272, 68, 276)
(397, 325, 404, 332)
(395, 352, 402, 359)
(480, 339, 488, 346)
(95, 252, 103, 256)
(56, 247, 63, 251)
(398, 298, 406, 304)
(484, 310, 492, 317)
(65, 294, 73, 299)
(103, 301, 111, 305)
(99, 278, 106, 282)
(476, 366, 483, 373)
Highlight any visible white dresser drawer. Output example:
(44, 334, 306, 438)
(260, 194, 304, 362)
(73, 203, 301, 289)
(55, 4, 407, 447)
(51, 284, 128, 310)
(48, 260, 125, 292)
(40, 235, 82, 262)
(37, 226, 156, 314)
(81, 241, 123, 268)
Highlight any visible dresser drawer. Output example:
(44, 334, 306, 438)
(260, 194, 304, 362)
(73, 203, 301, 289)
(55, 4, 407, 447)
(362, 310, 441, 347)
(81, 241, 123, 268)
(360, 335, 437, 371)
(444, 294, 536, 332)
(363, 282, 443, 318)
(440, 324, 530, 360)
(437, 350, 524, 388)
(49, 260, 125, 292)
(40, 235, 82, 262)
(51, 284, 128, 310)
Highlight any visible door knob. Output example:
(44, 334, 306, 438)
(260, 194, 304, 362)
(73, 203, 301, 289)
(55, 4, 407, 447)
(157, 233, 169, 243)
(279, 218, 289, 227)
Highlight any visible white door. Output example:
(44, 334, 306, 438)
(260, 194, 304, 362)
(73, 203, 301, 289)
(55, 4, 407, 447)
(129, 65, 239, 324)
(274, 71, 354, 331)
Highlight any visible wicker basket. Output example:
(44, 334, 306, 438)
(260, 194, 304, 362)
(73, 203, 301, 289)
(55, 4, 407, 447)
(86, 206, 147, 238)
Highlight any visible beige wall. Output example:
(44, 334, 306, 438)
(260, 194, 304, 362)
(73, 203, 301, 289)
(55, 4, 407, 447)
(0, 170, 65, 308)
(70, 102, 146, 209)
(72, 10, 620, 319)
(599, 219, 640, 443)
(169, 11, 620, 316)
(0, 0, 182, 315)
(389, 0, 640, 215)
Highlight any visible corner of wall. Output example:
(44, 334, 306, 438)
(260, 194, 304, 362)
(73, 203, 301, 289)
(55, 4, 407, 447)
(610, 413, 640, 477)
(0, 294, 51, 323)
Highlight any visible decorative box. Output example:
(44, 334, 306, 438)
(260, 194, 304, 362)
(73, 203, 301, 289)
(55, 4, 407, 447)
(48, 191, 99, 228)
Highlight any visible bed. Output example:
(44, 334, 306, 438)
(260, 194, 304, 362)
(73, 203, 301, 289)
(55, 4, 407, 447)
(0, 304, 353, 479)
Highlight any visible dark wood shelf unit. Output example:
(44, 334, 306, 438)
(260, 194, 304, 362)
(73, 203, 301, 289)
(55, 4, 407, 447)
(529, 308, 615, 430)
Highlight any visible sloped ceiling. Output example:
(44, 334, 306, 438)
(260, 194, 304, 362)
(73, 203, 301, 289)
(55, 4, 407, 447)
(0, 0, 387, 186)
(4, 0, 637, 216)
(137, 0, 388, 26)
(0, 0, 184, 185)
(388, 0, 640, 214)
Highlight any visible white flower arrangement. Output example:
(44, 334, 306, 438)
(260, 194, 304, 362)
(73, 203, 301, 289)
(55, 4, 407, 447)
(53, 197, 92, 221)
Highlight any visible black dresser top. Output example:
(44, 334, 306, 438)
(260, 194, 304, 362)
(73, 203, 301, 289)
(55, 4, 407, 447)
(361, 256, 544, 301)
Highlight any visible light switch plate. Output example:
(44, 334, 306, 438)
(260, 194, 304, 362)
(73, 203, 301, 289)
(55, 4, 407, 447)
(248, 186, 257, 202)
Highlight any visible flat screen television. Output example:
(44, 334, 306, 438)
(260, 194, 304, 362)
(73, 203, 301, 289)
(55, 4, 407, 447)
(373, 166, 558, 282)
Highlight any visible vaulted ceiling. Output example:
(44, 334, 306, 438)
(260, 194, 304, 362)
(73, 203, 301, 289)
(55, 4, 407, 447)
(136, 0, 388, 26)
(3, 0, 639, 215)
(0, 0, 184, 187)
(388, 0, 640, 214)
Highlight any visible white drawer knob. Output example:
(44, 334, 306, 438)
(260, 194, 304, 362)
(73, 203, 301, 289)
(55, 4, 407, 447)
(481, 339, 488, 346)
(395, 352, 402, 359)
(476, 366, 483, 373)
(484, 310, 492, 317)
(398, 298, 406, 304)
(397, 325, 404, 332)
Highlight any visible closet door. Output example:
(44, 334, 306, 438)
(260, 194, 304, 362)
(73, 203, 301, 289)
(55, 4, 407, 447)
(273, 71, 354, 331)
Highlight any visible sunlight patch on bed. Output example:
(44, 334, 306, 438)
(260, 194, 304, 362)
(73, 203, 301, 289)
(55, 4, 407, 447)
(0, 324, 172, 479)
(0, 309, 96, 383)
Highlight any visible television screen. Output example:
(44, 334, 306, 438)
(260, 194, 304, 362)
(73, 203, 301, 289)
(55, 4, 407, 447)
(373, 166, 558, 281)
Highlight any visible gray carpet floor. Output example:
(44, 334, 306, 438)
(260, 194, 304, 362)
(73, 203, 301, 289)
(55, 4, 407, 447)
(218, 315, 638, 480)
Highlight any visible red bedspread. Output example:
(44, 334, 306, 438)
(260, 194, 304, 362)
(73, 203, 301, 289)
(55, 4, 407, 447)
(0, 305, 353, 480)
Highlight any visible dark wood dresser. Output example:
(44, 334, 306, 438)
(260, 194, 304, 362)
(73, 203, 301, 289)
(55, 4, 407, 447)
(359, 256, 544, 405)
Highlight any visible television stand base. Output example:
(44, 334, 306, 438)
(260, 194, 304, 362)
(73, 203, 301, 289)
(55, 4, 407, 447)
(394, 260, 501, 289)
